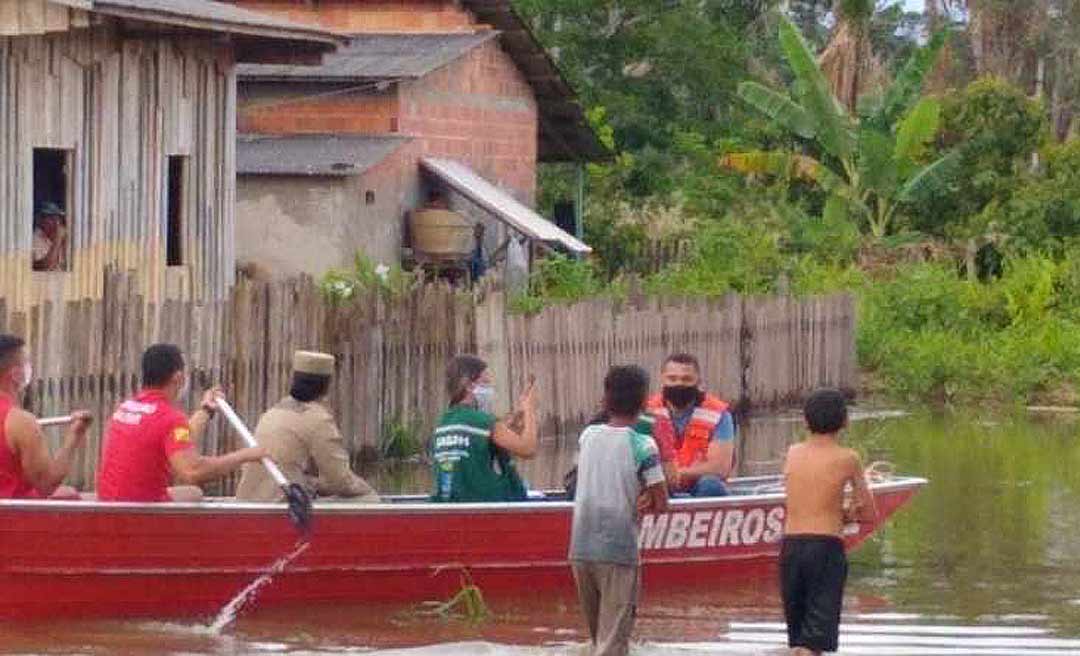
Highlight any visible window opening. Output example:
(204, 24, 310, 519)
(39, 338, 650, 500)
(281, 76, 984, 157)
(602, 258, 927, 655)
(166, 156, 187, 266)
(32, 148, 72, 272)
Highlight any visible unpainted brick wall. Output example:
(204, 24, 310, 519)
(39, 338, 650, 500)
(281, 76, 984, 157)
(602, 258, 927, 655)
(399, 41, 538, 203)
(239, 88, 401, 135)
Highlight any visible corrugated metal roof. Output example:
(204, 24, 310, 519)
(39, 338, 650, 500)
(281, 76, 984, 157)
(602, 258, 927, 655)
(237, 134, 410, 176)
(237, 31, 499, 81)
(420, 158, 591, 254)
(86, 0, 343, 45)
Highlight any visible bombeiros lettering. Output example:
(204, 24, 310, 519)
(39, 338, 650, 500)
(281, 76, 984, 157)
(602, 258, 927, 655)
(639, 506, 786, 550)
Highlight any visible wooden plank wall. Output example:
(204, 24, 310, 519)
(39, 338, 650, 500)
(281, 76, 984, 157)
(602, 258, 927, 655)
(0, 21, 236, 327)
(0, 1, 85, 37)
(3, 273, 855, 492)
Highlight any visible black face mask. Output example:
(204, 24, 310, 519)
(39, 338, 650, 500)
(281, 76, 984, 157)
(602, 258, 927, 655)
(662, 385, 701, 409)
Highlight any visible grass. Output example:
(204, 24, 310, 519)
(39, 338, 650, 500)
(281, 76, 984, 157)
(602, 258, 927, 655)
(417, 569, 490, 624)
(379, 416, 425, 460)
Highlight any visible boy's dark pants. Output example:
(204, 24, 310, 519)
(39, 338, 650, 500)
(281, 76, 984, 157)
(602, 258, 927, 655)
(780, 535, 848, 653)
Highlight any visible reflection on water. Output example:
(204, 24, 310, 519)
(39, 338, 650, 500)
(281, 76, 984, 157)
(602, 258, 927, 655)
(4, 412, 1080, 655)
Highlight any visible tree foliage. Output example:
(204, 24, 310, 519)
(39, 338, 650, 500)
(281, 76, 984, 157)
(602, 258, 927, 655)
(723, 16, 953, 238)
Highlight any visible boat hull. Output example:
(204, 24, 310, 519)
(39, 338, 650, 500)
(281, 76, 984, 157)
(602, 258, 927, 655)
(0, 477, 924, 620)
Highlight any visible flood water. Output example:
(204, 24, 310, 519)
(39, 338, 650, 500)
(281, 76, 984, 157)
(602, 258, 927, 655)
(4, 411, 1080, 655)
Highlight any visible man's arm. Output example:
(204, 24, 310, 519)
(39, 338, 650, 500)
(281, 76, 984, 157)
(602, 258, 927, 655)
(636, 435, 669, 514)
(44, 233, 66, 270)
(678, 411, 736, 479)
(187, 387, 222, 443)
(679, 441, 735, 479)
(848, 452, 878, 524)
(651, 417, 678, 487)
(638, 481, 669, 515)
(169, 446, 265, 486)
(309, 414, 373, 497)
(170, 387, 265, 486)
(9, 409, 90, 495)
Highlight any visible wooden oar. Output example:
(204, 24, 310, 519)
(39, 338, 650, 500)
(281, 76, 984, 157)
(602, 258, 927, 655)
(38, 415, 74, 428)
(217, 398, 313, 533)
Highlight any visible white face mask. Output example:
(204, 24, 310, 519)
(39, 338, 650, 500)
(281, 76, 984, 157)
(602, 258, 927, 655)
(473, 383, 496, 414)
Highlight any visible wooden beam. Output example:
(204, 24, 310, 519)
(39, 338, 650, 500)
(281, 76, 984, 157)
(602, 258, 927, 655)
(46, 0, 91, 9)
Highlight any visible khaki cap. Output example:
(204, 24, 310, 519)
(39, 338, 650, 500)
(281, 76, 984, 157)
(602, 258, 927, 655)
(293, 350, 334, 376)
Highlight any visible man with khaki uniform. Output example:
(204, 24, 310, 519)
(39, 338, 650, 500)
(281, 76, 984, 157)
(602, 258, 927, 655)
(236, 351, 379, 503)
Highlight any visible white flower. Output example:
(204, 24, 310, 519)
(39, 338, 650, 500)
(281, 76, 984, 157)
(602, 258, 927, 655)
(374, 263, 391, 282)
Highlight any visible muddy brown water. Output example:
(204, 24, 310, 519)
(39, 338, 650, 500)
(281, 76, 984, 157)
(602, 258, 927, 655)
(4, 412, 1080, 655)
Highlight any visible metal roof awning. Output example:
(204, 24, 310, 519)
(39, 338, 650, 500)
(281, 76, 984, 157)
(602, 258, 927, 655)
(238, 31, 500, 81)
(420, 158, 591, 255)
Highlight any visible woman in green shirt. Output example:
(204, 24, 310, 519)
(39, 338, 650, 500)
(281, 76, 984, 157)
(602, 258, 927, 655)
(430, 355, 538, 502)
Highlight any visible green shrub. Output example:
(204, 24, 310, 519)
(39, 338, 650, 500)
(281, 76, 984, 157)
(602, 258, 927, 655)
(645, 215, 785, 296)
(856, 257, 1080, 404)
(380, 416, 424, 460)
(319, 255, 417, 305)
(507, 254, 618, 315)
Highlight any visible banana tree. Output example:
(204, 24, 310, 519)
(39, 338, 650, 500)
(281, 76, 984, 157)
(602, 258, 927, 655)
(721, 16, 956, 238)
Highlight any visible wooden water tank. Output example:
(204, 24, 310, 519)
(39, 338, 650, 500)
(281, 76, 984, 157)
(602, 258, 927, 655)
(410, 208, 473, 258)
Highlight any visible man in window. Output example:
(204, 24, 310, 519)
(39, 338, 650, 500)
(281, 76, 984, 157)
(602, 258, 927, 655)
(32, 202, 67, 271)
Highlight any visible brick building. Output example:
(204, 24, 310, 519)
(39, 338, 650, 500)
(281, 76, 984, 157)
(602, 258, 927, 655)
(230, 0, 605, 280)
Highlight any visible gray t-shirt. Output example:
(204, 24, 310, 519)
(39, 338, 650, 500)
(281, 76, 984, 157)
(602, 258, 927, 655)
(569, 423, 666, 566)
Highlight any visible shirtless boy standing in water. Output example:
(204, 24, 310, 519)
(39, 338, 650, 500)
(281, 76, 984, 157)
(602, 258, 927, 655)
(781, 388, 877, 655)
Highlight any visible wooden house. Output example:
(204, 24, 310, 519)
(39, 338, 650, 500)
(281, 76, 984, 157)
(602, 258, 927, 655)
(230, 0, 606, 280)
(0, 0, 342, 311)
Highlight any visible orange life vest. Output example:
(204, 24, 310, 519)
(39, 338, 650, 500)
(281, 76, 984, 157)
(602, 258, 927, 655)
(646, 393, 730, 469)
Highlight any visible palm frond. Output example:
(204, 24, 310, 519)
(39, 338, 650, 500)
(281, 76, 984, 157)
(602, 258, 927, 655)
(777, 16, 856, 160)
(894, 97, 942, 166)
(858, 129, 898, 198)
(737, 82, 816, 139)
(876, 30, 947, 127)
(719, 150, 845, 193)
(897, 152, 959, 203)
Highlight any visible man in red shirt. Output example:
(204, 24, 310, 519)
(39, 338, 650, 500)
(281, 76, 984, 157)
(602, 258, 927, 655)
(97, 343, 265, 502)
(0, 334, 91, 499)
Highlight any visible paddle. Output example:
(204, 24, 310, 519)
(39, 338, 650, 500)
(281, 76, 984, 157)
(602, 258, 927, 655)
(217, 398, 313, 533)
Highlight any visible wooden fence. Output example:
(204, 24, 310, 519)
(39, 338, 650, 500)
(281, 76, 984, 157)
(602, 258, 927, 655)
(5, 273, 855, 491)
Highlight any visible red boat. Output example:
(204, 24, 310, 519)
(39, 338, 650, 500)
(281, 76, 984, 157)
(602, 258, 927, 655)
(0, 475, 925, 621)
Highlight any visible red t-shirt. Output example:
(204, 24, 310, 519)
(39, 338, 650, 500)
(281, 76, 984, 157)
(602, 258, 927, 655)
(96, 389, 193, 502)
(0, 394, 42, 499)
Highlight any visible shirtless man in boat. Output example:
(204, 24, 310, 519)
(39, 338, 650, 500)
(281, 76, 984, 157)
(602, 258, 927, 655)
(0, 334, 91, 499)
(780, 388, 877, 655)
(96, 343, 265, 502)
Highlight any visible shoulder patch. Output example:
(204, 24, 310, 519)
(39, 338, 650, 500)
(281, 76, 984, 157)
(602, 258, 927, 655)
(172, 427, 191, 443)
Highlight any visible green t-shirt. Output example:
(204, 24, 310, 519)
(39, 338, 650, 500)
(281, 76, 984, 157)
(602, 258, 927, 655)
(430, 405, 527, 503)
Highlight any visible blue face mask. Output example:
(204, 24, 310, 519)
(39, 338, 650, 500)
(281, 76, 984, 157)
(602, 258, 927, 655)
(473, 384, 496, 414)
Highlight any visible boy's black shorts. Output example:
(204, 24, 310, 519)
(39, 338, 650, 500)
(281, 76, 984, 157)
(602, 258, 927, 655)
(780, 535, 848, 653)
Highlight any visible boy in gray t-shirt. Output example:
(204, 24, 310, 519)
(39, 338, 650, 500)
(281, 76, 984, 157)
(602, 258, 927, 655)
(569, 365, 669, 656)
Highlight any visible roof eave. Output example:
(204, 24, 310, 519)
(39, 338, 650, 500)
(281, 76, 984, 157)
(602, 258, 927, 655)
(460, 0, 610, 163)
(90, 3, 346, 51)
